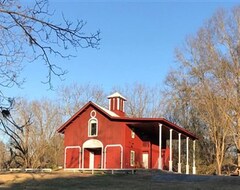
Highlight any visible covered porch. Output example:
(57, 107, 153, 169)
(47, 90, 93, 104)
(127, 121, 197, 174)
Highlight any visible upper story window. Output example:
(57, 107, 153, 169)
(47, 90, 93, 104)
(131, 129, 135, 138)
(88, 118, 98, 137)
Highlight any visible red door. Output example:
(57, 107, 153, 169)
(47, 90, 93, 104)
(105, 146, 122, 169)
(65, 147, 81, 168)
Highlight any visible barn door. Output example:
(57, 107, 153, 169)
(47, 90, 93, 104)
(105, 145, 122, 169)
(65, 146, 81, 169)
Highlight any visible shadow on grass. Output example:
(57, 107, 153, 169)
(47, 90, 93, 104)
(0, 172, 151, 190)
(1, 171, 240, 190)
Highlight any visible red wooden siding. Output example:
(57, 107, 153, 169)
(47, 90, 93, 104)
(94, 149, 101, 168)
(162, 148, 170, 170)
(105, 146, 121, 169)
(66, 147, 80, 168)
(58, 95, 197, 170)
(83, 149, 90, 168)
(151, 143, 159, 169)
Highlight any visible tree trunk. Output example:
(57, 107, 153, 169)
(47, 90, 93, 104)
(216, 158, 222, 175)
(216, 146, 223, 175)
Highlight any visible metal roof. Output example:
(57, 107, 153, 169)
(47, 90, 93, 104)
(107, 92, 127, 100)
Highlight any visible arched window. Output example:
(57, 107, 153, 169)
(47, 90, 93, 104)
(88, 118, 98, 137)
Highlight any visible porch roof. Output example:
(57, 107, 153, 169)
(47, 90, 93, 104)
(126, 121, 197, 140)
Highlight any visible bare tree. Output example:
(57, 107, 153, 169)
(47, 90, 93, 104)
(194, 85, 232, 174)
(0, 99, 31, 168)
(58, 83, 107, 117)
(163, 71, 216, 174)
(0, 0, 100, 91)
(0, 140, 9, 169)
(13, 98, 63, 168)
(0, 0, 100, 165)
(1, 98, 63, 168)
(113, 83, 163, 118)
(163, 6, 240, 174)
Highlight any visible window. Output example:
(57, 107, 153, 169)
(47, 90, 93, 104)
(130, 150, 135, 167)
(131, 129, 135, 138)
(88, 119, 98, 137)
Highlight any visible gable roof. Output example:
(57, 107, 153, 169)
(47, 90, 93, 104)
(57, 101, 120, 133)
(93, 102, 119, 117)
(57, 101, 197, 140)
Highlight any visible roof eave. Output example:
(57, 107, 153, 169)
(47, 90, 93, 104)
(57, 101, 120, 133)
(107, 117, 198, 140)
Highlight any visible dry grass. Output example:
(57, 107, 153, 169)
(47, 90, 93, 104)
(0, 170, 240, 190)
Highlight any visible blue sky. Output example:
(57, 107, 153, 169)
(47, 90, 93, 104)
(5, 0, 240, 100)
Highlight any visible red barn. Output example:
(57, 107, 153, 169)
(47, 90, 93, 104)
(58, 92, 197, 174)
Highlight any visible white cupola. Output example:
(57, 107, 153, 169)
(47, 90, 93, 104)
(107, 92, 126, 116)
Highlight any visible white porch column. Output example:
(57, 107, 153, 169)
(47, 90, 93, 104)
(178, 133, 181, 173)
(169, 129, 173, 172)
(186, 137, 189, 174)
(158, 124, 162, 170)
(193, 140, 196, 174)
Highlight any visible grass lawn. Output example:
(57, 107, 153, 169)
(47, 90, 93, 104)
(0, 170, 240, 190)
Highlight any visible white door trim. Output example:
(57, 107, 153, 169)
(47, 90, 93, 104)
(82, 139, 103, 169)
(64, 146, 81, 169)
(89, 151, 94, 169)
(104, 144, 123, 169)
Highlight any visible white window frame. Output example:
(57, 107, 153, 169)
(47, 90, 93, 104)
(88, 118, 98, 137)
(131, 129, 135, 138)
(130, 150, 135, 167)
(104, 144, 123, 169)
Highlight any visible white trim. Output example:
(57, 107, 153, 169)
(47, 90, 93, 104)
(82, 148, 84, 169)
(117, 98, 120, 110)
(169, 129, 173, 172)
(104, 144, 123, 169)
(158, 124, 162, 170)
(89, 152, 94, 169)
(92, 102, 119, 117)
(90, 110, 96, 118)
(186, 137, 189, 174)
(101, 148, 104, 169)
(113, 98, 115, 110)
(88, 118, 98, 137)
(83, 139, 103, 149)
(108, 99, 111, 110)
(131, 129, 135, 138)
(193, 140, 196, 174)
(82, 139, 103, 169)
(64, 146, 81, 169)
(107, 92, 127, 100)
(178, 133, 182, 173)
(142, 153, 149, 169)
(130, 150, 135, 167)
